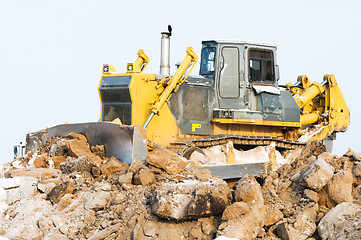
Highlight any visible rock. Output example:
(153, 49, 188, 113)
(233, 173, 263, 204)
(317, 152, 335, 163)
(43, 231, 69, 240)
(151, 178, 231, 220)
(51, 156, 66, 169)
(318, 202, 361, 240)
(143, 221, 158, 237)
(299, 158, 334, 191)
(38, 216, 55, 235)
(188, 225, 203, 239)
(87, 223, 122, 240)
(217, 202, 265, 240)
(111, 192, 127, 205)
(352, 162, 361, 177)
(195, 169, 212, 181)
(47, 181, 75, 204)
(146, 147, 188, 175)
(118, 172, 133, 184)
(5, 168, 61, 180)
(99, 158, 128, 175)
(49, 139, 67, 157)
(326, 170, 353, 204)
(353, 185, 361, 205)
(66, 139, 91, 158)
(345, 148, 361, 161)
(128, 160, 146, 173)
(67, 132, 88, 142)
(265, 207, 283, 226)
(100, 182, 112, 191)
(221, 202, 250, 220)
(0, 177, 38, 206)
(304, 189, 319, 202)
(37, 178, 62, 195)
(85, 191, 111, 211)
(292, 203, 318, 240)
(57, 193, 74, 211)
(91, 145, 105, 158)
(60, 156, 92, 177)
(34, 155, 50, 168)
(133, 167, 155, 185)
(276, 222, 299, 240)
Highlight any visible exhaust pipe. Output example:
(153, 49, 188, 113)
(160, 25, 172, 76)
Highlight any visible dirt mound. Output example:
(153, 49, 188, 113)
(1, 136, 361, 240)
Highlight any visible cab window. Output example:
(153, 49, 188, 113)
(249, 49, 275, 84)
(200, 47, 216, 75)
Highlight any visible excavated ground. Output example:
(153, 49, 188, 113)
(1, 133, 361, 240)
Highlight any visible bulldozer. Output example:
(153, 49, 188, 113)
(24, 26, 350, 179)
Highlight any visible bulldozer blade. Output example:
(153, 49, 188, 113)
(197, 163, 269, 180)
(25, 122, 147, 164)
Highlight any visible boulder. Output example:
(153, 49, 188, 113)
(326, 170, 353, 204)
(344, 148, 361, 161)
(117, 172, 133, 185)
(353, 185, 361, 205)
(99, 158, 128, 175)
(304, 189, 319, 202)
(59, 156, 92, 177)
(34, 155, 50, 168)
(352, 162, 361, 177)
(233, 173, 263, 204)
(5, 168, 61, 180)
(221, 202, 249, 220)
(264, 207, 283, 226)
(151, 178, 231, 220)
(47, 181, 75, 204)
(194, 169, 213, 182)
(84, 191, 111, 211)
(91, 145, 105, 158)
(217, 202, 265, 240)
(318, 202, 361, 240)
(57, 193, 74, 211)
(133, 167, 155, 185)
(276, 222, 299, 240)
(67, 132, 88, 142)
(146, 147, 188, 175)
(299, 158, 334, 191)
(37, 178, 62, 195)
(66, 139, 91, 158)
(0, 177, 38, 206)
(51, 156, 66, 169)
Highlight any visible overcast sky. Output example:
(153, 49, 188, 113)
(1, 0, 360, 165)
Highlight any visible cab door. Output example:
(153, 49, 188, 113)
(217, 45, 247, 109)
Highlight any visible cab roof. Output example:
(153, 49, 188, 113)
(202, 39, 277, 48)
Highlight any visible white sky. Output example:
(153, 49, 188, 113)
(1, 0, 360, 165)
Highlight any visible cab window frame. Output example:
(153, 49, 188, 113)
(248, 48, 275, 85)
(200, 46, 216, 76)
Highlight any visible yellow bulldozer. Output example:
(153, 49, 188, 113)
(25, 26, 350, 179)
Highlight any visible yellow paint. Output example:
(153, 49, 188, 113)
(212, 118, 301, 128)
(192, 123, 202, 132)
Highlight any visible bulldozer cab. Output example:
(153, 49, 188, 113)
(199, 40, 279, 111)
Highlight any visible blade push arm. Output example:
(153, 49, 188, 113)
(143, 47, 198, 127)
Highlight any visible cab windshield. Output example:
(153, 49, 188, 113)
(200, 47, 216, 75)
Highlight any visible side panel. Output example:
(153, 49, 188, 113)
(280, 91, 300, 122)
(257, 92, 282, 121)
(256, 91, 300, 122)
(168, 81, 213, 135)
